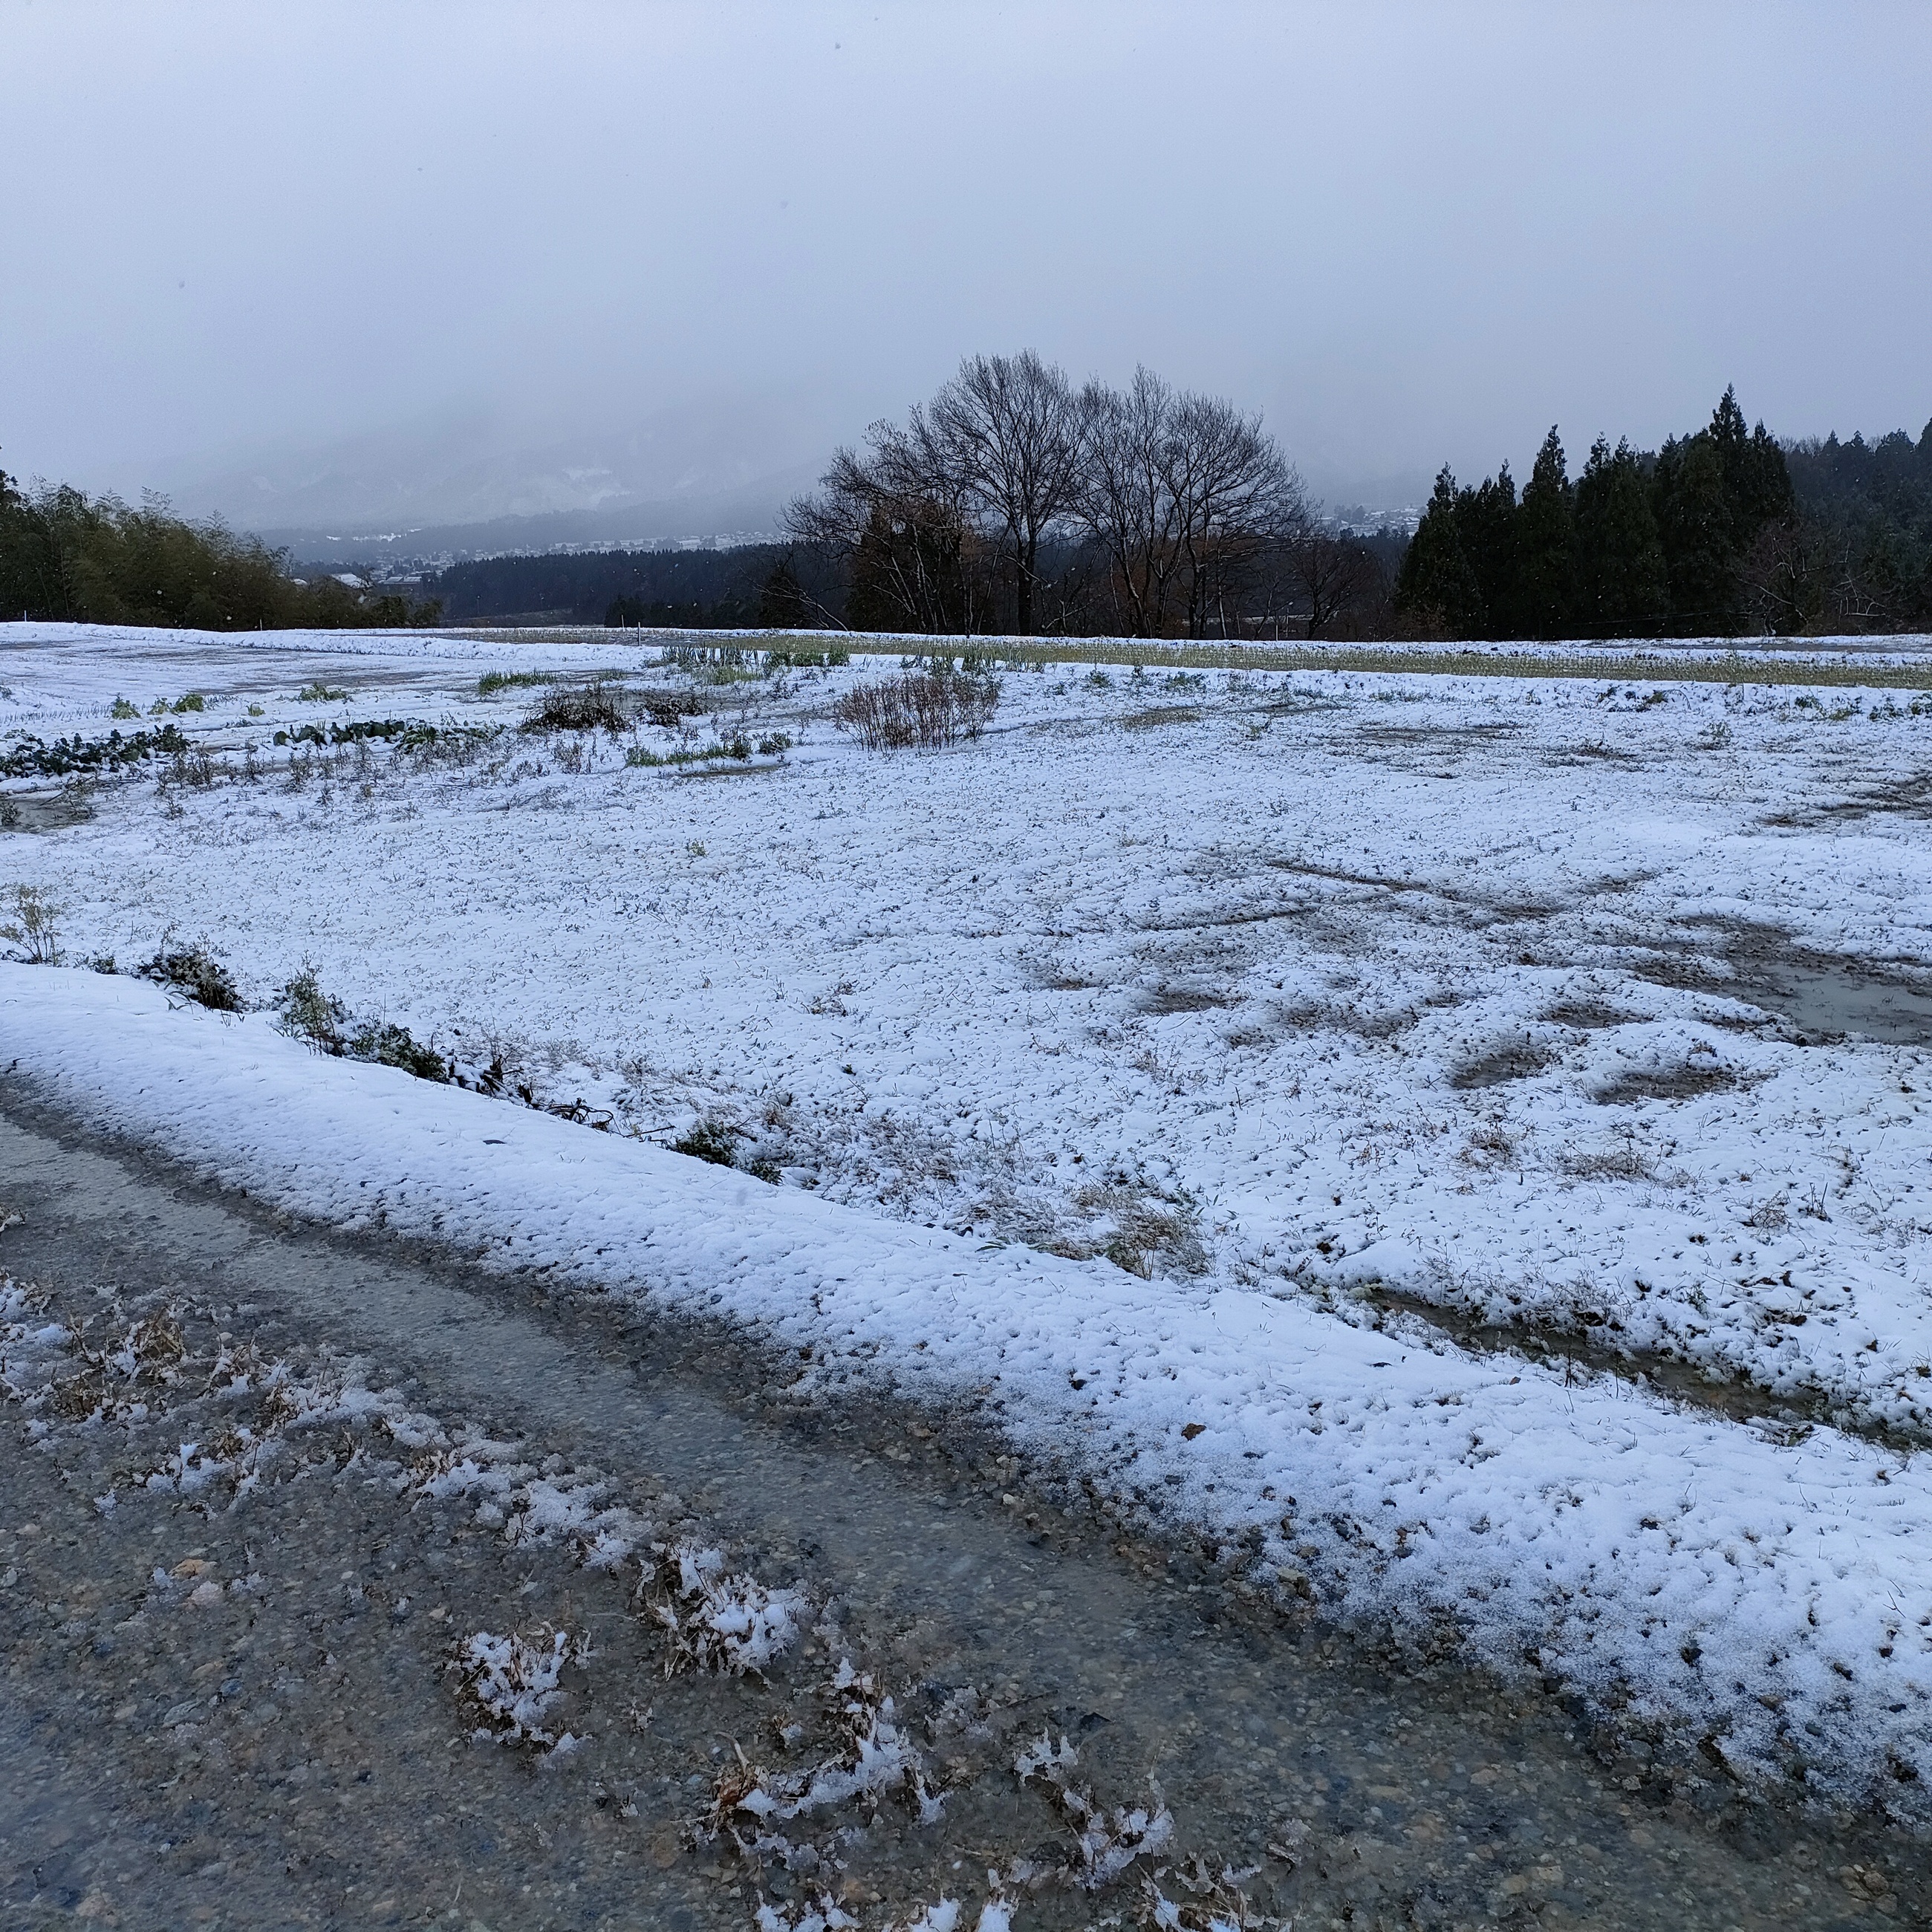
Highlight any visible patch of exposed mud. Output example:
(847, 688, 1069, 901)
(1543, 999, 1645, 1031)
(1593, 1064, 1740, 1105)
(1451, 1039, 1561, 1090)
(1355, 722, 1523, 745)
(1627, 923, 1932, 1046)
(0, 781, 99, 833)
(1137, 986, 1235, 1015)
(1763, 770, 1932, 827)
(1119, 704, 1205, 731)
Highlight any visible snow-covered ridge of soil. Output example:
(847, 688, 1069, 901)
(5, 966, 1932, 1817)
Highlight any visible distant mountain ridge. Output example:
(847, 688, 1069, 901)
(155, 401, 825, 560)
(259, 482, 793, 569)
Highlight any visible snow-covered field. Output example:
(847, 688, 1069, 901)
(6, 619, 1932, 1816)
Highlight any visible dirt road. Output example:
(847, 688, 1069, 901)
(0, 1087, 1919, 1930)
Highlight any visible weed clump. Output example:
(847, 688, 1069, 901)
(477, 669, 555, 696)
(640, 687, 707, 727)
(625, 736, 756, 770)
(137, 940, 242, 1011)
(296, 683, 347, 703)
(766, 643, 850, 669)
(663, 643, 762, 684)
(829, 671, 1000, 751)
(110, 697, 140, 720)
(522, 683, 627, 735)
(1, 884, 61, 963)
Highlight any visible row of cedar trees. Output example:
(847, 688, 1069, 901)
(1395, 387, 1932, 640)
(775, 352, 1392, 640)
(0, 466, 441, 631)
(1397, 389, 1792, 639)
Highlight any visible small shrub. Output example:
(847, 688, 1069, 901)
(276, 962, 348, 1050)
(110, 697, 140, 720)
(522, 683, 626, 735)
(1, 884, 61, 963)
(755, 732, 793, 756)
(169, 692, 207, 714)
(672, 1118, 739, 1166)
(828, 671, 1001, 752)
(296, 682, 347, 703)
(275, 963, 448, 1081)
(347, 1020, 449, 1082)
(137, 940, 241, 1010)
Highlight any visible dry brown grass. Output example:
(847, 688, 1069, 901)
(829, 671, 1000, 750)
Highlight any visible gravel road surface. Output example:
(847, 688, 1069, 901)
(1, 1087, 1922, 1930)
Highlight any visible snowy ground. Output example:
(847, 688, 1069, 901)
(6, 619, 1932, 1818)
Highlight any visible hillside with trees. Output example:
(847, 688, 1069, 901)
(0, 468, 441, 630)
(11, 369, 1928, 642)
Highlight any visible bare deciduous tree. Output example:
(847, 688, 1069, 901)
(922, 351, 1084, 637)
(1075, 368, 1188, 638)
(1284, 521, 1385, 637)
(783, 430, 988, 634)
(787, 353, 1305, 639)
(1075, 368, 1303, 637)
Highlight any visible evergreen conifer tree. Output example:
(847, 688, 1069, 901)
(756, 556, 813, 628)
(1573, 437, 1666, 635)
(1654, 432, 1739, 634)
(1515, 427, 1575, 638)
(1395, 466, 1481, 634)
(1653, 388, 1797, 634)
(1458, 464, 1520, 639)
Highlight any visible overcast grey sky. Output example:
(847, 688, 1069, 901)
(4, 0, 1928, 531)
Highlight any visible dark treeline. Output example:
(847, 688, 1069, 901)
(426, 544, 845, 628)
(0, 466, 441, 630)
(1396, 389, 1932, 639)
